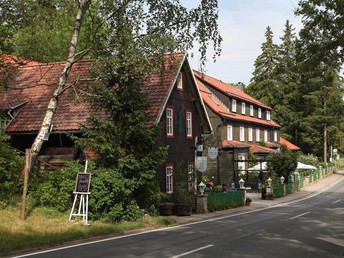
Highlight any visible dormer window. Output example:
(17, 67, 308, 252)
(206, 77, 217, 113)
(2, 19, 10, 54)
(258, 108, 262, 118)
(176, 72, 183, 91)
(266, 110, 271, 121)
(241, 102, 246, 115)
(232, 99, 237, 112)
(250, 105, 254, 116)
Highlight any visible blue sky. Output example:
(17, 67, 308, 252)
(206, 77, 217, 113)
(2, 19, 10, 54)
(187, 0, 302, 85)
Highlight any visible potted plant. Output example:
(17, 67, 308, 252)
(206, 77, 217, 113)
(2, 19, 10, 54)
(265, 193, 275, 200)
(245, 197, 252, 206)
(159, 192, 175, 216)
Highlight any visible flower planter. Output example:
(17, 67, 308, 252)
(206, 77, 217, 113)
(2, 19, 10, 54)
(265, 196, 275, 200)
(159, 203, 175, 216)
(176, 204, 192, 216)
(245, 201, 251, 206)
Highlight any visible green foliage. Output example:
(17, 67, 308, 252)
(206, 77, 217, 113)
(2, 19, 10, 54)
(0, 132, 24, 204)
(267, 145, 297, 183)
(171, 161, 196, 206)
(246, 26, 279, 107)
(297, 153, 319, 167)
(31, 161, 82, 212)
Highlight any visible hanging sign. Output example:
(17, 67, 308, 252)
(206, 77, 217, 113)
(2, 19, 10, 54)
(197, 157, 207, 172)
(208, 147, 218, 159)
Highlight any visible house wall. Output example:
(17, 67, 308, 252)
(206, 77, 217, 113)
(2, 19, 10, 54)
(155, 69, 205, 192)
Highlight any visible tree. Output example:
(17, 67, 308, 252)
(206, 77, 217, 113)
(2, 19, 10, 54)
(10, 0, 221, 215)
(267, 145, 297, 184)
(29, 0, 91, 171)
(273, 20, 301, 145)
(245, 26, 279, 107)
(296, 0, 344, 66)
(295, 0, 344, 160)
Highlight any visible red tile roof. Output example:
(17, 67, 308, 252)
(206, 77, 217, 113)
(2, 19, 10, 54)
(280, 137, 300, 151)
(194, 71, 272, 110)
(250, 144, 276, 154)
(1, 53, 199, 134)
(1, 60, 102, 132)
(219, 140, 251, 148)
(196, 79, 281, 128)
(1, 54, 42, 66)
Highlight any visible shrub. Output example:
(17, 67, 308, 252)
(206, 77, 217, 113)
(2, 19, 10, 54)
(0, 133, 24, 204)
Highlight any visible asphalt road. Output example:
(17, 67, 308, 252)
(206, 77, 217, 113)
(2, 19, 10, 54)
(15, 179, 344, 258)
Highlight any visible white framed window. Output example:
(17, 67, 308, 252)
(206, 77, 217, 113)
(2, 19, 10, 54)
(241, 102, 246, 115)
(186, 110, 193, 139)
(258, 108, 262, 118)
(187, 162, 194, 191)
(256, 129, 260, 142)
(248, 128, 253, 142)
(227, 125, 233, 141)
(238, 154, 246, 171)
(250, 105, 254, 116)
(166, 164, 174, 193)
(166, 107, 174, 137)
(264, 130, 268, 142)
(266, 110, 271, 121)
(232, 99, 237, 112)
(240, 126, 245, 141)
(176, 72, 183, 90)
(273, 131, 278, 142)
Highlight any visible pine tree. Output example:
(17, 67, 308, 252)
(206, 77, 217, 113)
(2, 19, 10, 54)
(246, 26, 279, 107)
(273, 20, 301, 144)
(296, 0, 344, 160)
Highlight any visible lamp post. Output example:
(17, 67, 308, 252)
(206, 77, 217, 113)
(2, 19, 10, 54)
(266, 177, 273, 196)
(238, 178, 246, 204)
(198, 182, 206, 195)
(267, 177, 272, 187)
(196, 181, 208, 213)
(239, 178, 245, 189)
(280, 176, 286, 196)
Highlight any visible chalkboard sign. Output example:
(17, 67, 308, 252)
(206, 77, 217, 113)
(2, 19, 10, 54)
(75, 173, 91, 193)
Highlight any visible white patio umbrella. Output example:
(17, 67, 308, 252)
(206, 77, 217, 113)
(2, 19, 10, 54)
(297, 162, 317, 170)
(248, 162, 268, 171)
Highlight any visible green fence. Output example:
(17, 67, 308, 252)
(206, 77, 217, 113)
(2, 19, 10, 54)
(207, 191, 243, 212)
(273, 186, 283, 198)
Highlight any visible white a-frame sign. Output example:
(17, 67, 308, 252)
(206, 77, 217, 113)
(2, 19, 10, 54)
(69, 172, 91, 225)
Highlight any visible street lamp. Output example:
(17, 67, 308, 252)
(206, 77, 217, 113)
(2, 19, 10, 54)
(239, 178, 245, 189)
(280, 176, 285, 184)
(198, 182, 206, 195)
(267, 177, 272, 187)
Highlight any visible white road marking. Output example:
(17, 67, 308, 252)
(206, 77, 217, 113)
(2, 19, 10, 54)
(170, 244, 214, 258)
(289, 211, 311, 220)
(333, 199, 342, 204)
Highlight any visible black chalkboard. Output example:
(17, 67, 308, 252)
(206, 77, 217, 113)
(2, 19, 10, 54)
(75, 173, 91, 193)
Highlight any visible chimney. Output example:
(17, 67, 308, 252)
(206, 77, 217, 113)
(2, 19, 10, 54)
(237, 82, 244, 91)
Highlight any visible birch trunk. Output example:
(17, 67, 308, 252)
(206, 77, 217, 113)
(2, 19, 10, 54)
(29, 0, 91, 171)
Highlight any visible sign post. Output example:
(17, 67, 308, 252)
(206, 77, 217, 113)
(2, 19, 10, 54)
(69, 173, 91, 225)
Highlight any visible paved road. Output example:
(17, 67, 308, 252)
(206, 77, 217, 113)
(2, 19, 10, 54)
(14, 175, 344, 258)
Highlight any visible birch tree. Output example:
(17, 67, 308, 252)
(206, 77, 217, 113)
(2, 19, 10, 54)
(29, 0, 91, 170)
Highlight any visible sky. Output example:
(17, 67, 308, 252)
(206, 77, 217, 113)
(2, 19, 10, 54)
(187, 0, 303, 85)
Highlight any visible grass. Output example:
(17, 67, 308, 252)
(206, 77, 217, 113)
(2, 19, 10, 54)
(0, 206, 176, 257)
